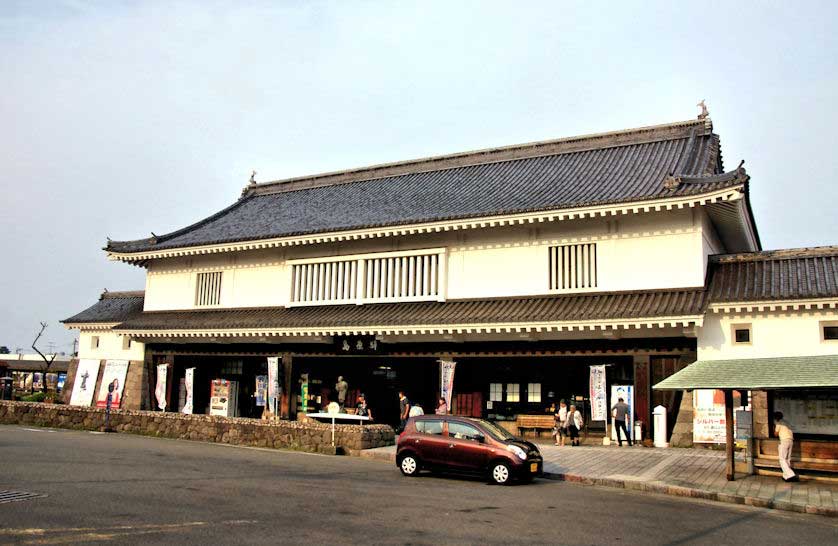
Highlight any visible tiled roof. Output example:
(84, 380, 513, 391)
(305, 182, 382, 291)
(0, 360, 71, 373)
(653, 355, 838, 389)
(62, 291, 145, 324)
(106, 118, 745, 254)
(111, 289, 706, 332)
(708, 246, 838, 303)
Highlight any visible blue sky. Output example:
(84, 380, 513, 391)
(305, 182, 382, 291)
(2, 1, 837, 351)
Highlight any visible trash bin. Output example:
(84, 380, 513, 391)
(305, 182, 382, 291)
(653, 405, 668, 447)
(634, 421, 643, 443)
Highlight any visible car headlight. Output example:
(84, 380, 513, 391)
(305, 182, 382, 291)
(507, 445, 527, 460)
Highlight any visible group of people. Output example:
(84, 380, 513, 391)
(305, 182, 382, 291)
(397, 391, 449, 430)
(553, 400, 584, 446)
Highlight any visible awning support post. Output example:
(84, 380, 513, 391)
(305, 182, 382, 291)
(724, 389, 735, 481)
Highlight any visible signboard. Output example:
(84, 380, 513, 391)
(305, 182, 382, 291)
(182, 368, 195, 414)
(300, 374, 309, 413)
(255, 375, 267, 407)
(70, 359, 100, 407)
(336, 336, 381, 354)
(693, 389, 727, 443)
(33, 373, 43, 391)
(774, 392, 838, 436)
(439, 360, 456, 412)
(589, 365, 607, 421)
(610, 384, 634, 442)
(155, 364, 168, 410)
(96, 360, 129, 409)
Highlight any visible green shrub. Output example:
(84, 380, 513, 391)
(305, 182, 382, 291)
(21, 392, 47, 402)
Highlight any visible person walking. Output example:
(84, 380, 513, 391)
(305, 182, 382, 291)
(398, 391, 411, 431)
(774, 411, 799, 482)
(568, 404, 583, 446)
(554, 400, 568, 446)
(611, 397, 633, 446)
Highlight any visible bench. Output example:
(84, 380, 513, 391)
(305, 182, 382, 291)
(754, 438, 838, 474)
(517, 415, 555, 438)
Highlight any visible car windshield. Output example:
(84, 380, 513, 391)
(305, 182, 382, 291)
(469, 418, 516, 441)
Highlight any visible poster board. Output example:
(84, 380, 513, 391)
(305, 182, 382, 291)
(96, 360, 129, 409)
(774, 392, 838, 436)
(693, 389, 727, 443)
(589, 365, 607, 421)
(610, 384, 634, 441)
(70, 359, 101, 407)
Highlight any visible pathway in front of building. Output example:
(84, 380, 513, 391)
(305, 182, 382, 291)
(360, 443, 837, 517)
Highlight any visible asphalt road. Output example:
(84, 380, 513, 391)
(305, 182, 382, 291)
(0, 425, 835, 545)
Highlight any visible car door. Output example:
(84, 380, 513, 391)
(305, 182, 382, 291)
(410, 418, 448, 467)
(445, 420, 489, 471)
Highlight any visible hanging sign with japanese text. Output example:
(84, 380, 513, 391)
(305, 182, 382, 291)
(589, 365, 607, 421)
(439, 360, 456, 412)
(183, 368, 195, 414)
(155, 364, 168, 411)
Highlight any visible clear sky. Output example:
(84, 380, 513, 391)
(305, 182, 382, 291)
(2, 1, 837, 353)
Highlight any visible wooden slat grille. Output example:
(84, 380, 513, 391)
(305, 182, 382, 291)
(549, 243, 597, 290)
(195, 271, 223, 306)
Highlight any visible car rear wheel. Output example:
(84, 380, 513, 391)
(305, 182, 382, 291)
(398, 454, 420, 476)
(490, 461, 512, 485)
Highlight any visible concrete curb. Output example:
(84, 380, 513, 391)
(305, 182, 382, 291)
(356, 449, 836, 518)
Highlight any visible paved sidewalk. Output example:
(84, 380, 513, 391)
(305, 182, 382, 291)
(360, 443, 838, 517)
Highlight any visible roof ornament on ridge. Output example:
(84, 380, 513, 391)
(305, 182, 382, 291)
(697, 99, 709, 120)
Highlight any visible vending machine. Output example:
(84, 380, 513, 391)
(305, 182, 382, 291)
(210, 379, 239, 417)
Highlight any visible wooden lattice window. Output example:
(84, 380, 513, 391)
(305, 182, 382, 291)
(549, 243, 597, 290)
(195, 271, 223, 306)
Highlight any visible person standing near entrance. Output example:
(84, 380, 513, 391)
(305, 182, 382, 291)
(435, 397, 448, 415)
(355, 393, 373, 422)
(554, 400, 568, 446)
(611, 397, 633, 446)
(774, 411, 799, 482)
(398, 391, 411, 431)
(568, 404, 583, 446)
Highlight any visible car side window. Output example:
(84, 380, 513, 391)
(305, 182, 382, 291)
(415, 419, 443, 435)
(447, 422, 482, 441)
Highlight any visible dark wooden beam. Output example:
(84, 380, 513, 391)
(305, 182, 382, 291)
(725, 389, 735, 481)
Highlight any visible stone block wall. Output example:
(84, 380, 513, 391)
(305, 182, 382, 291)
(0, 401, 395, 453)
(669, 391, 694, 447)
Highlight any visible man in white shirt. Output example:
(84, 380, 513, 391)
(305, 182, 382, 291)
(773, 411, 799, 482)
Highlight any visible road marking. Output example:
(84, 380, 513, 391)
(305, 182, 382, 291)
(0, 490, 47, 504)
(0, 520, 258, 544)
(21, 428, 56, 433)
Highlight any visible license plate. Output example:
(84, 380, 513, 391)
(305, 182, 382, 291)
(530, 463, 538, 473)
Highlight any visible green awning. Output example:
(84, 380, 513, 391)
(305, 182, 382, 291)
(653, 354, 838, 390)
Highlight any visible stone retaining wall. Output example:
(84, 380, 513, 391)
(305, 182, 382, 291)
(0, 401, 395, 454)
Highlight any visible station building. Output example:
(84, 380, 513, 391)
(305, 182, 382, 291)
(62, 115, 837, 454)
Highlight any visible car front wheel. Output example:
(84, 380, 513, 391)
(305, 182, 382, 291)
(490, 461, 512, 485)
(398, 454, 420, 476)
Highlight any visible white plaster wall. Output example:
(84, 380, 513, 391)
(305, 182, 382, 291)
(78, 330, 145, 361)
(698, 310, 838, 360)
(141, 208, 722, 310)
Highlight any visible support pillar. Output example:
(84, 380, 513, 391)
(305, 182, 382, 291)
(725, 389, 735, 481)
(281, 353, 293, 420)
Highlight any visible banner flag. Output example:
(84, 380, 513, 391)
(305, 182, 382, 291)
(155, 364, 168, 410)
(439, 360, 456, 411)
(96, 360, 129, 409)
(267, 357, 280, 415)
(70, 359, 101, 407)
(255, 375, 267, 407)
(183, 368, 195, 414)
(589, 365, 607, 421)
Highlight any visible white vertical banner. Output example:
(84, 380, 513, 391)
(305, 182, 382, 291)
(589, 365, 607, 421)
(267, 357, 279, 417)
(182, 368, 195, 414)
(70, 359, 101, 407)
(439, 360, 456, 411)
(155, 364, 168, 411)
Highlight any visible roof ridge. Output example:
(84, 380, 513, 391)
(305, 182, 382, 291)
(711, 246, 838, 263)
(101, 290, 146, 299)
(245, 118, 712, 197)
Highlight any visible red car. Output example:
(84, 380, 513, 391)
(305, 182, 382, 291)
(396, 415, 543, 485)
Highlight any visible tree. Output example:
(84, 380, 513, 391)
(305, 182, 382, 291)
(31, 322, 56, 396)
(0, 346, 9, 354)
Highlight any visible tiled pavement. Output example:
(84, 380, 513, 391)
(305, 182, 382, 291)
(359, 443, 837, 517)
